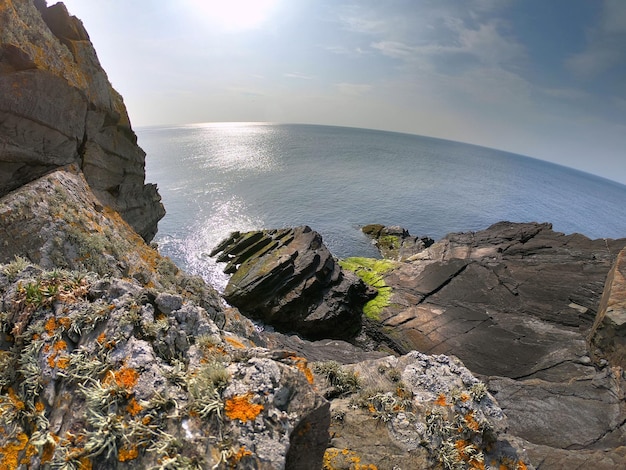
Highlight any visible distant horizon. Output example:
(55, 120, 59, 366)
(61, 0, 626, 186)
(136, 120, 626, 187)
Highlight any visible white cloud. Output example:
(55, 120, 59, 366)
(284, 72, 315, 80)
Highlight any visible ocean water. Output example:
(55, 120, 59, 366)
(140, 123, 626, 290)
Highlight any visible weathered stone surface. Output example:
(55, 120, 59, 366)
(362, 221, 626, 463)
(588, 247, 626, 368)
(212, 226, 374, 340)
(0, 0, 164, 240)
(0, 165, 221, 318)
(0, 263, 329, 469)
(317, 352, 533, 469)
(362, 223, 434, 260)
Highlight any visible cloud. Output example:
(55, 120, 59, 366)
(334, 82, 372, 95)
(566, 0, 626, 78)
(284, 72, 315, 80)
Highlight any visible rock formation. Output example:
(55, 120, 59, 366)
(357, 221, 626, 467)
(362, 223, 434, 261)
(0, 0, 164, 241)
(211, 227, 374, 340)
(1, 1, 624, 468)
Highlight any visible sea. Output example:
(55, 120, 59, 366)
(140, 123, 626, 291)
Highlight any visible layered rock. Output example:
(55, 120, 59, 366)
(211, 227, 374, 340)
(0, 0, 164, 240)
(362, 221, 626, 465)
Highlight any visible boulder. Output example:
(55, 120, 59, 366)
(362, 223, 434, 260)
(211, 226, 374, 340)
(315, 351, 533, 469)
(0, 0, 164, 240)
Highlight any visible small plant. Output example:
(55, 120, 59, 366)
(2, 256, 30, 281)
(313, 361, 360, 397)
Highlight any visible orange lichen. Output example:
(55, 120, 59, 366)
(35, 401, 45, 413)
(118, 445, 139, 462)
(7, 388, 25, 412)
(225, 393, 264, 422)
(78, 457, 93, 470)
(53, 340, 67, 352)
(516, 462, 528, 470)
(434, 393, 449, 406)
(322, 448, 378, 470)
(58, 317, 72, 329)
(455, 439, 469, 459)
(126, 397, 142, 416)
(464, 411, 480, 431)
(44, 317, 57, 335)
(96, 333, 106, 344)
(460, 392, 470, 402)
(224, 336, 246, 349)
(106, 367, 139, 389)
(228, 446, 252, 465)
(41, 442, 55, 464)
(56, 356, 70, 369)
(289, 356, 315, 385)
(0, 432, 28, 470)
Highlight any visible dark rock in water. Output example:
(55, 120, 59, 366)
(362, 223, 434, 260)
(212, 226, 374, 340)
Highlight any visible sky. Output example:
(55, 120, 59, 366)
(59, 0, 626, 185)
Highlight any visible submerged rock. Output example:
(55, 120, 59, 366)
(211, 226, 374, 340)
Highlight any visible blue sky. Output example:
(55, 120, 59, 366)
(60, 0, 626, 184)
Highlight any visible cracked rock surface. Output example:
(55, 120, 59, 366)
(364, 222, 626, 466)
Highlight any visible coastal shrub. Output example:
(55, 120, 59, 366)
(339, 257, 397, 320)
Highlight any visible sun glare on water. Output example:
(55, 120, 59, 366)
(188, 0, 280, 31)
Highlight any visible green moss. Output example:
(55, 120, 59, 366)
(339, 257, 397, 320)
(378, 234, 400, 250)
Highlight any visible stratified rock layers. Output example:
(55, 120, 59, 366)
(212, 226, 373, 339)
(0, 0, 164, 240)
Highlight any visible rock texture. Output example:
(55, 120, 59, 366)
(362, 224, 434, 261)
(364, 221, 626, 466)
(317, 352, 531, 470)
(0, 262, 329, 469)
(211, 227, 374, 340)
(0, 0, 164, 240)
(589, 247, 626, 369)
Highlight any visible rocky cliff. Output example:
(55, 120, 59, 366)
(0, 0, 164, 241)
(1, 1, 625, 469)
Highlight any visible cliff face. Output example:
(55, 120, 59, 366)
(0, 0, 164, 241)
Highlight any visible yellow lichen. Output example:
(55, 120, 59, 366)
(0, 432, 28, 470)
(289, 356, 315, 385)
(126, 397, 142, 416)
(225, 393, 264, 422)
(118, 445, 139, 462)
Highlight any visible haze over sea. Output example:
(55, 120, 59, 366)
(141, 123, 626, 290)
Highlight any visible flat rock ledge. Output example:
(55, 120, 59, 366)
(211, 226, 374, 340)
